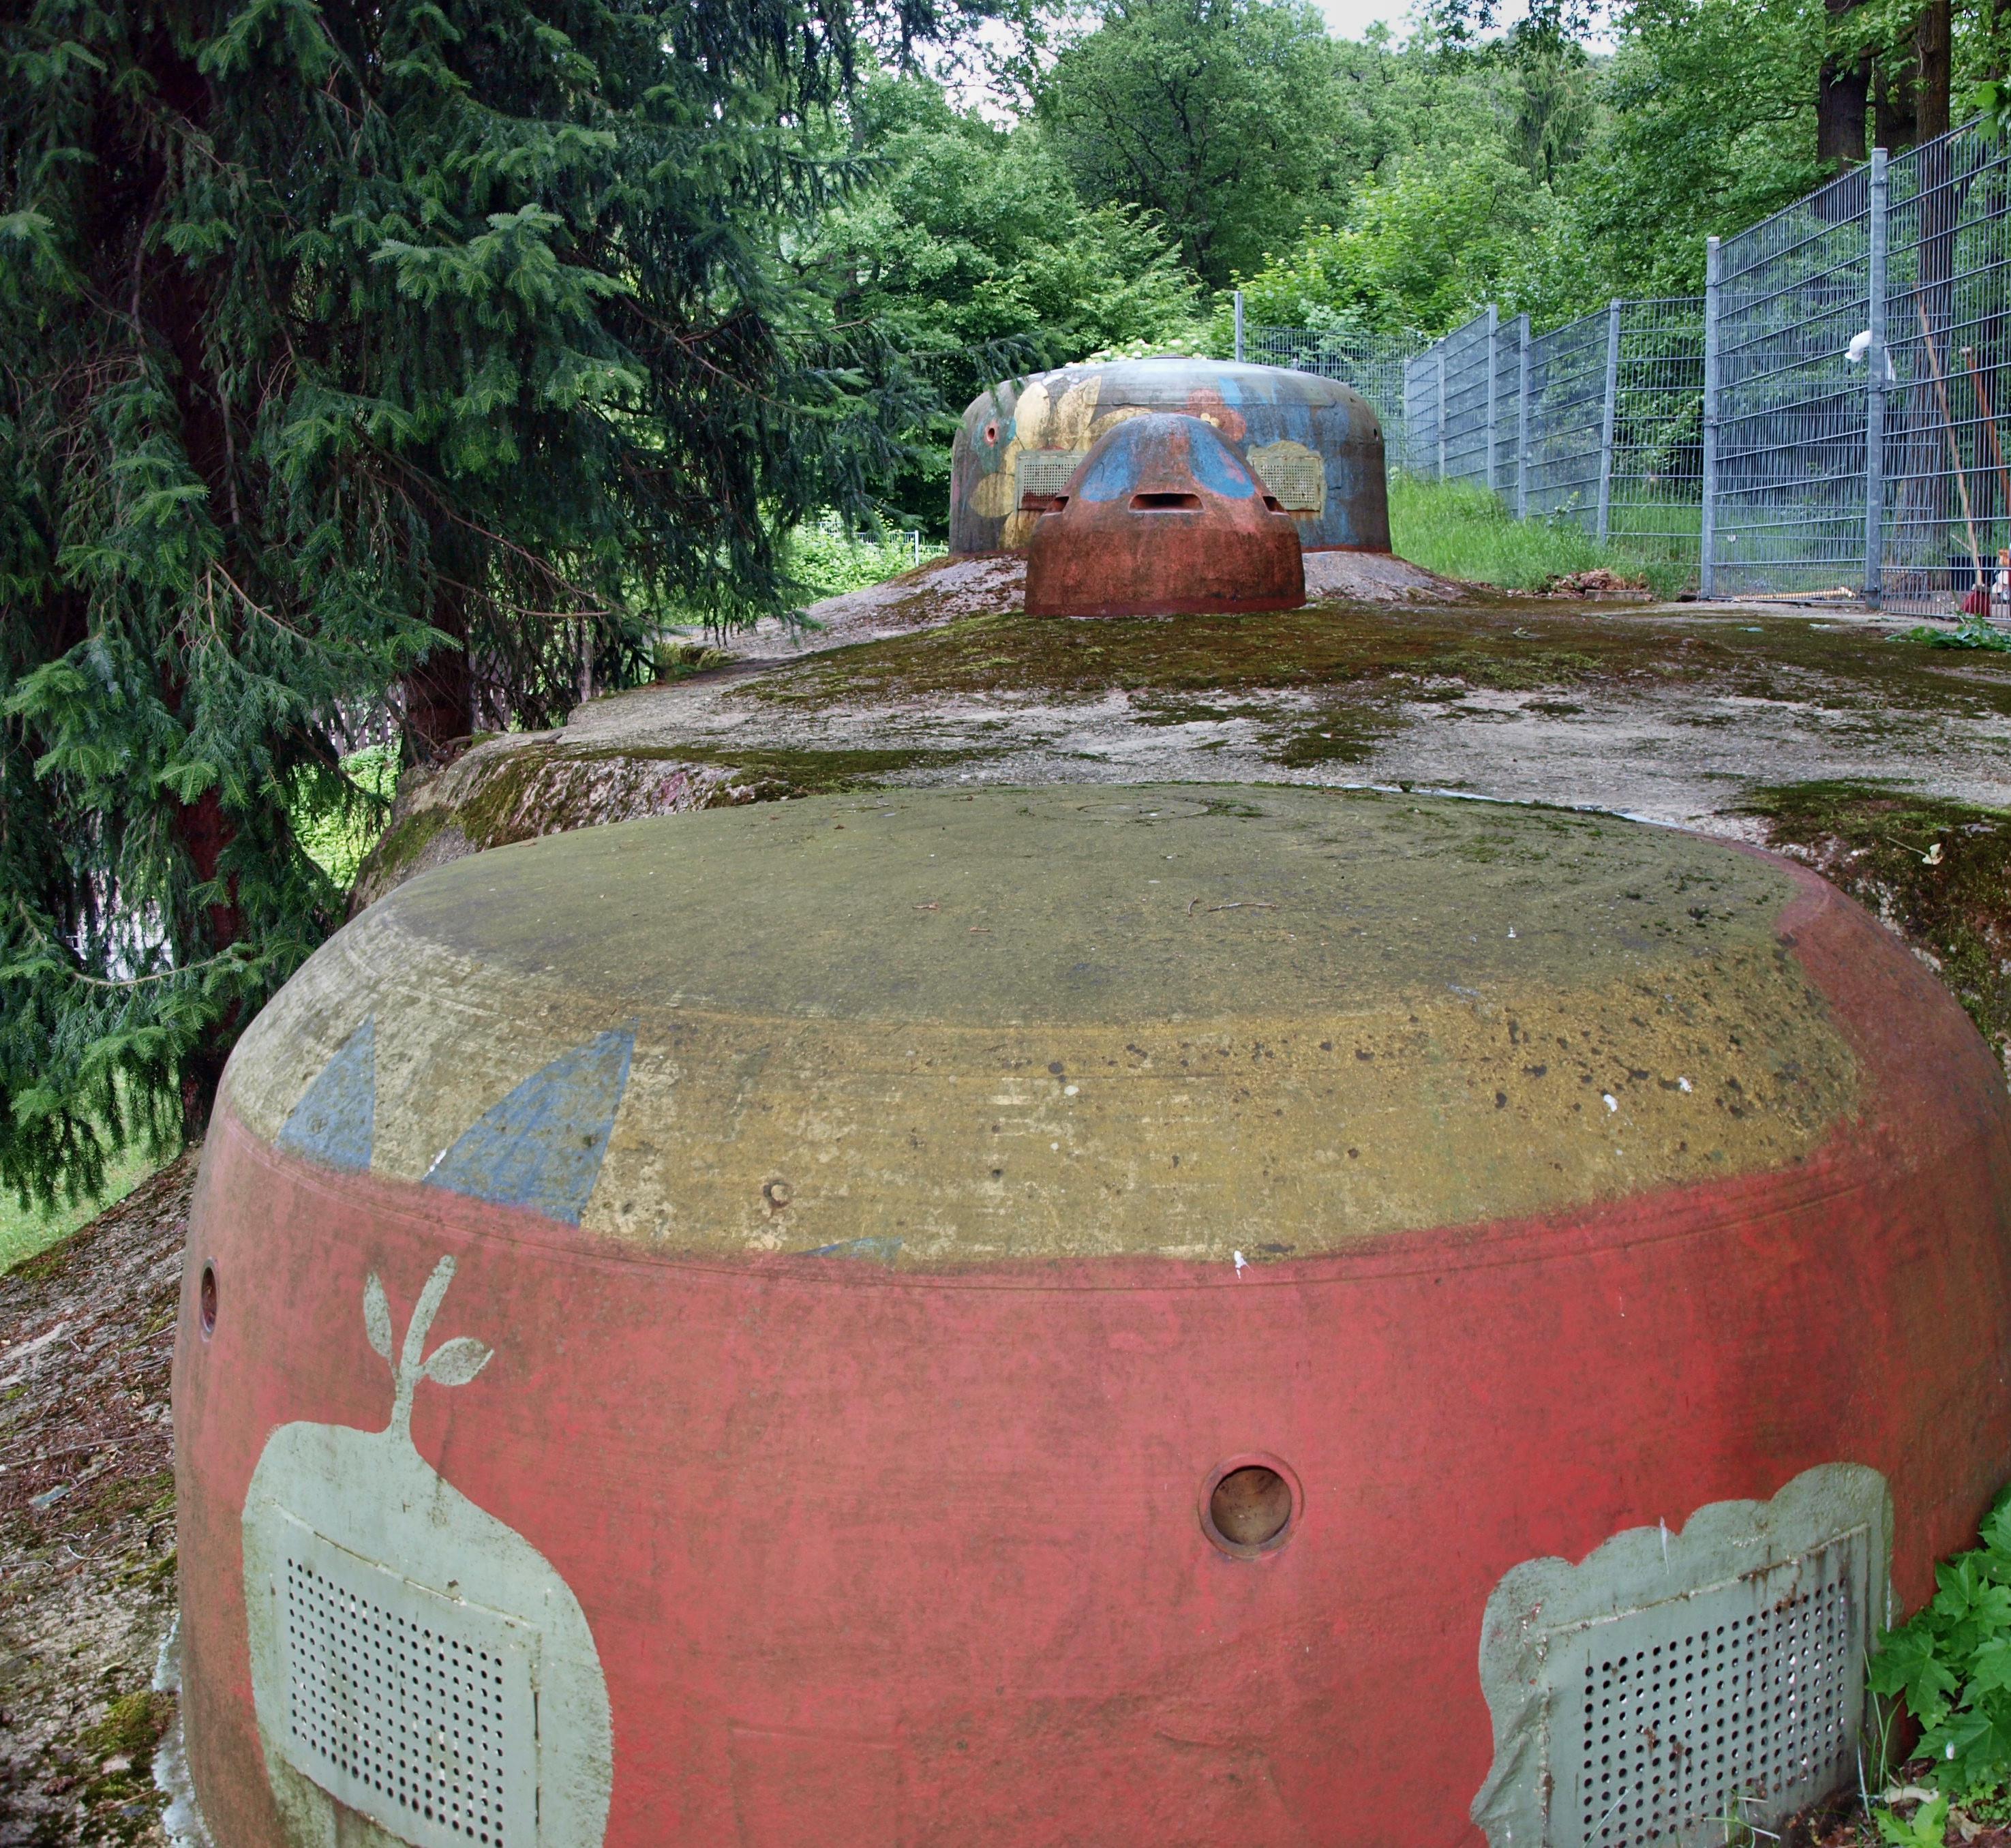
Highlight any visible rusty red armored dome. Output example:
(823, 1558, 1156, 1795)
(174, 787, 2011, 1847)
(1023, 412, 1304, 618)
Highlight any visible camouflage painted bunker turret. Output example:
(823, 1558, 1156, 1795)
(951, 354, 1390, 556)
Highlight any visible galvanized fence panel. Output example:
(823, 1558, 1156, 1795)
(1440, 309, 1498, 489)
(1879, 129, 2011, 613)
(1403, 350, 1441, 475)
(1523, 306, 1609, 532)
(1241, 327, 1415, 464)
(1241, 117, 2011, 609)
(1714, 162, 1873, 596)
(1609, 297, 1706, 567)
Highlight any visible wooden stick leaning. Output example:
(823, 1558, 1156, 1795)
(1918, 294, 1984, 588)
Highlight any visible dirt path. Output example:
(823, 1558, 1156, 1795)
(0, 1159, 191, 1847)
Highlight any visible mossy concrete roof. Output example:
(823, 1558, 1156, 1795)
(235, 786, 1854, 1266)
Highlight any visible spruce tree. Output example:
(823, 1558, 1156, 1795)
(1, 0, 979, 1206)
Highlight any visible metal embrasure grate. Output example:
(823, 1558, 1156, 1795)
(1015, 449, 1086, 498)
(279, 1529, 537, 1848)
(1554, 1534, 1866, 1846)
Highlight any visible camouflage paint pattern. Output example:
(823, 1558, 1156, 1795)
(950, 357, 1389, 556)
(174, 786, 2011, 1847)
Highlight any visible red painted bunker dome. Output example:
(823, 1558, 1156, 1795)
(951, 354, 1390, 556)
(1024, 412, 1304, 618)
(174, 785, 2011, 1847)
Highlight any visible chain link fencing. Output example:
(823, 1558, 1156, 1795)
(1235, 115, 2011, 611)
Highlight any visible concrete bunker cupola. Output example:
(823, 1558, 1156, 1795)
(952, 353, 1390, 556)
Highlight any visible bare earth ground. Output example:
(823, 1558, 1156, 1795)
(14, 556, 2011, 1845)
(0, 1159, 190, 1846)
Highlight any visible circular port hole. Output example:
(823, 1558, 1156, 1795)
(1200, 1455, 1299, 1557)
(198, 1262, 217, 1339)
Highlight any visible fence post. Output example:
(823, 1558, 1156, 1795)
(1702, 239, 1721, 599)
(1597, 298, 1621, 545)
(1517, 314, 1532, 520)
(1436, 345, 1447, 482)
(1485, 304, 1500, 498)
(1233, 291, 1245, 364)
(1864, 148, 1888, 607)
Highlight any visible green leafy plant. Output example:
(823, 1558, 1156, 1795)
(1869, 1488, 2011, 1797)
(1899, 619, 2011, 653)
(1874, 1793, 1949, 1848)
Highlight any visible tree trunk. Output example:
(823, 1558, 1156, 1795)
(1819, 0, 1871, 170)
(402, 578, 472, 759)
(1877, 57, 1918, 150)
(1918, 0, 1953, 140)
(175, 785, 240, 1137)
(144, 36, 246, 1138)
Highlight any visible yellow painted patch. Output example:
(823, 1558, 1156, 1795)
(967, 468, 1022, 520)
(1048, 376, 1103, 452)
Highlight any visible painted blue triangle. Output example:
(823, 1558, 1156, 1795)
(275, 1018, 376, 1174)
(423, 1027, 635, 1226)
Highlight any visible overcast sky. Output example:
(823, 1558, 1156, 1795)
(1316, 0, 1410, 39)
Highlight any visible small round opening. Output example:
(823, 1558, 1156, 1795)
(1209, 1464, 1292, 1551)
(198, 1262, 217, 1339)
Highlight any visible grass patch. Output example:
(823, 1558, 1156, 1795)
(785, 517, 948, 603)
(1739, 779, 2011, 1069)
(294, 743, 399, 889)
(1389, 473, 1694, 600)
(0, 1080, 166, 1273)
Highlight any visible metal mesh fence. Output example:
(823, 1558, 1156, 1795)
(1610, 297, 1706, 566)
(1240, 326, 1415, 464)
(1237, 117, 2011, 612)
(1714, 163, 1873, 596)
(1881, 131, 2011, 612)
(1524, 306, 1609, 531)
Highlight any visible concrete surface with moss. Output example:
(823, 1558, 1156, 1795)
(352, 551, 2011, 913)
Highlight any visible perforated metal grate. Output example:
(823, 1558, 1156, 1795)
(1552, 1535, 1866, 1846)
(1252, 450, 1326, 510)
(1015, 449, 1087, 498)
(277, 1529, 537, 1848)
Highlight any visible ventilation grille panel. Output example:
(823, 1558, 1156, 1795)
(1251, 451, 1325, 511)
(1552, 1532, 1868, 1847)
(278, 1526, 539, 1848)
(1014, 450, 1087, 498)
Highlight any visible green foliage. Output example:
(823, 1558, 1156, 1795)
(785, 516, 946, 599)
(1037, 0, 1367, 289)
(1224, 141, 1597, 336)
(293, 746, 400, 890)
(1901, 618, 2011, 652)
(1870, 1488, 2011, 1797)
(812, 73, 1201, 525)
(0, 0, 988, 1205)
(1566, 0, 1830, 299)
(1874, 1796, 1950, 1848)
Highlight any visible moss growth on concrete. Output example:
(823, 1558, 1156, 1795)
(1741, 779, 2011, 1070)
(742, 606, 2011, 718)
(361, 805, 454, 887)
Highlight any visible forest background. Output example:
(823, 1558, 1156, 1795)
(3, 0, 2005, 1213)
